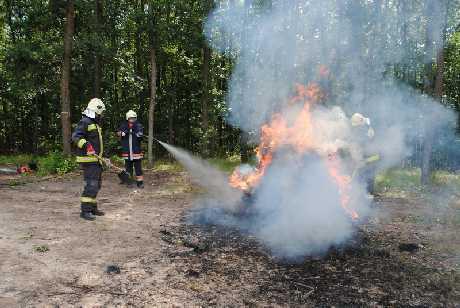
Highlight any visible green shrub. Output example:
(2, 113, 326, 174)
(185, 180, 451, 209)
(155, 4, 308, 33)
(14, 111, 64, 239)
(37, 152, 78, 176)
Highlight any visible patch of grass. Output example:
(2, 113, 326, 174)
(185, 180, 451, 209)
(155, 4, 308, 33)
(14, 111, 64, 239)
(153, 160, 184, 172)
(7, 180, 23, 186)
(19, 232, 33, 240)
(151, 155, 244, 174)
(432, 171, 460, 188)
(33, 245, 49, 253)
(375, 168, 421, 192)
(208, 155, 242, 173)
(0, 154, 34, 166)
(376, 168, 460, 193)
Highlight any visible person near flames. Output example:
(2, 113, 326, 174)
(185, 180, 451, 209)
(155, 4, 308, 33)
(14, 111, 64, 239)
(350, 113, 380, 195)
(117, 110, 144, 188)
(72, 98, 106, 221)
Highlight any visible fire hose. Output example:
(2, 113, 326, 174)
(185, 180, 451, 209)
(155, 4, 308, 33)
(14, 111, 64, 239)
(93, 154, 131, 183)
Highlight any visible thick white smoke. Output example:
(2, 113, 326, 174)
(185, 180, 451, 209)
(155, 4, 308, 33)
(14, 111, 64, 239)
(159, 141, 244, 208)
(196, 0, 456, 258)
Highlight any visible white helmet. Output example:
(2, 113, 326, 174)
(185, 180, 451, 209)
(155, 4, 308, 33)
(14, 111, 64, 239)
(351, 113, 370, 127)
(87, 98, 106, 115)
(126, 110, 137, 120)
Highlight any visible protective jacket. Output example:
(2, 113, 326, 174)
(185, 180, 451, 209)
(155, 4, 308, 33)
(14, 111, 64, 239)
(351, 125, 379, 164)
(72, 116, 103, 163)
(118, 121, 144, 160)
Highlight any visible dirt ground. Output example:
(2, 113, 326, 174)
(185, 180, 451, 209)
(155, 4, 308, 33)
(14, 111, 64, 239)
(0, 169, 459, 307)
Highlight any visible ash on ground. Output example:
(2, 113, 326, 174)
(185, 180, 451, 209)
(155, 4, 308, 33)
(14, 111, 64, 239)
(158, 214, 459, 306)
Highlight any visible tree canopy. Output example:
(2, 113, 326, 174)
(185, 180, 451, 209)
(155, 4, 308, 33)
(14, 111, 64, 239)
(0, 0, 459, 170)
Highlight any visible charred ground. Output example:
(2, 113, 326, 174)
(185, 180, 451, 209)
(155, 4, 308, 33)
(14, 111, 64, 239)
(0, 169, 459, 306)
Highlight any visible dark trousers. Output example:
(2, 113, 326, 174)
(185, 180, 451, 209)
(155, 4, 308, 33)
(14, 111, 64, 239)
(80, 163, 102, 212)
(359, 164, 376, 195)
(125, 159, 143, 182)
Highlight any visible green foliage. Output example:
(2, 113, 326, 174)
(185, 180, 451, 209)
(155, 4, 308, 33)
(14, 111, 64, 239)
(208, 155, 242, 173)
(0, 0, 241, 156)
(33, 245, 49, 253)
(36, 152, 78, 176)
(445, 32, 460, 110)
(0, 154, 34, 166)
(375, 168, 460, 192)
(376, 168, 421, 192)
(105, 133, 122, 158)
(0, 0, 459, 166)
(0, 152, 76, 176)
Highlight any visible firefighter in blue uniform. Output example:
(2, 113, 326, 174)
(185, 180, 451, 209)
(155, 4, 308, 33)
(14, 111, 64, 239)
(117, 110, 144, 188)
(71, 98, 106, 221)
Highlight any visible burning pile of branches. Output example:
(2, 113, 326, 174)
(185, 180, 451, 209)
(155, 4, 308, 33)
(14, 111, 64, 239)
(229, 82, 359, 220)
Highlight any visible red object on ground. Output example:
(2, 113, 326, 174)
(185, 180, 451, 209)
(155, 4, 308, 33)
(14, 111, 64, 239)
(17, 166, 31, 174)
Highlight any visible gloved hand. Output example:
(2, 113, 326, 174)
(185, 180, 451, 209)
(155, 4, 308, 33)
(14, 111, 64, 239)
(86, 143, 96, 156)
(117, 131, 126, 137)
(367, 127, 375, 138)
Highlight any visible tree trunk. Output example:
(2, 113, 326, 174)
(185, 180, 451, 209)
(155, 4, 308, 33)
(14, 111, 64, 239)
(239, 0, 251, 163)
(240, 131, 250, 163)
(60, 0, 75, 156)
(201, 44, 211, 156)
(148, 48, 157, 167)
(168, 97, 175, 145)
(147, 3, 157, 167)
(421, 0, 447, 185)
(135, 0, 146, 116)
(94, 0, 102, 97)
(201, 0, 213, 157)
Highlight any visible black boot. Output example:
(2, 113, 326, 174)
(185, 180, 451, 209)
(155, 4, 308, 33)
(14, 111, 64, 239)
(136, 181, 144, 189)
(80, 203, 96, 221)
(80, 211, 96, 221)
(91, 205, 105, 216)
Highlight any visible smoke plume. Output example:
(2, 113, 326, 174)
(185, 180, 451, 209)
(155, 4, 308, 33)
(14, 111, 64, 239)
(189, 0, 456, 258)
(159, 141, 243, 209)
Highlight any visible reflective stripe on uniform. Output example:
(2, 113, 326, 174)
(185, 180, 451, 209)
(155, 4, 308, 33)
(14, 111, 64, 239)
(97, 124, 103, 157)
(86, 123, 103, 157)
(80, 196, 97, 204)
(128, 129, 133, 160)
(122, 153, 143, 159)
(76, 156, 99, 163)
(365, 154, 380, 164)
(77, 139, 87, 149)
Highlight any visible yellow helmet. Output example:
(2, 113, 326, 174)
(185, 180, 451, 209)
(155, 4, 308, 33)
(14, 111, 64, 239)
(126, 110, 137, 120)
(87, 98, 106, 115)
(351, 113, 370, 127)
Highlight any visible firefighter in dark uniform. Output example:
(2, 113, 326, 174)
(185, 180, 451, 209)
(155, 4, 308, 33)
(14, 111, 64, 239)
(72, 98, 106, 220)
(350, 113, 380, 196)
(117, 110, 144, 188)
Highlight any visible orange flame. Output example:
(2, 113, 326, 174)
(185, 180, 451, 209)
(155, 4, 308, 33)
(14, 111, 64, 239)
(229, 81, 359, 220)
